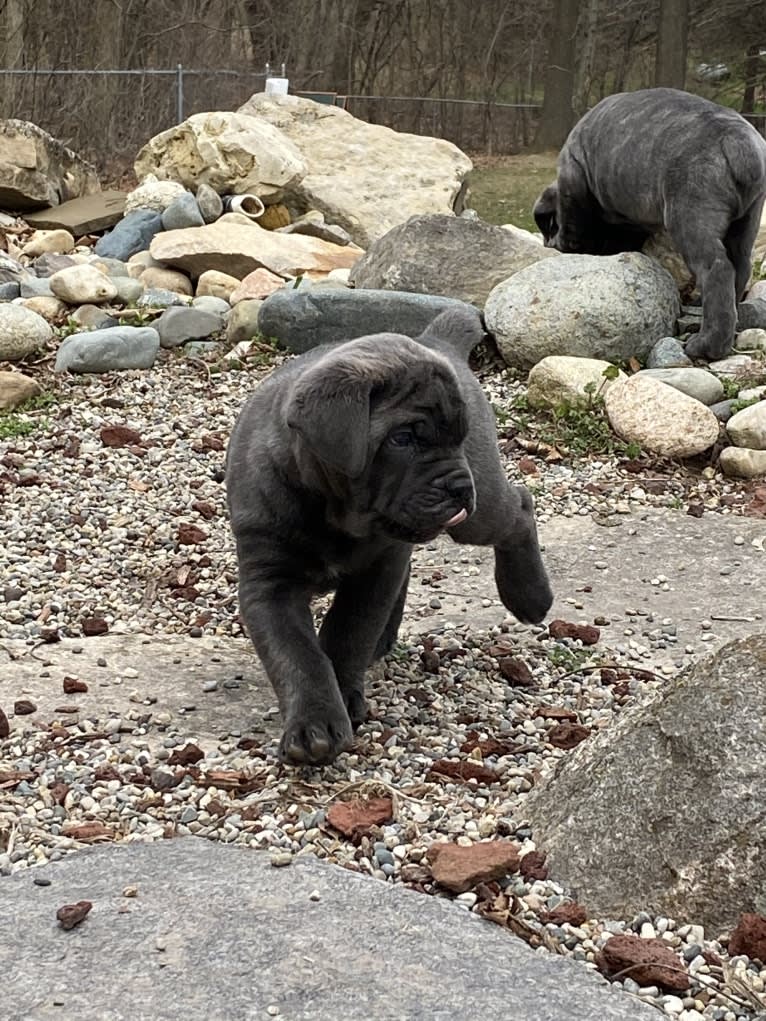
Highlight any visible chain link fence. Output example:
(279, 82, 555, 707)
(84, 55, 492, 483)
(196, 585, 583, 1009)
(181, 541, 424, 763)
(2, 67, 763, 175)
(0, 67, 540, 173)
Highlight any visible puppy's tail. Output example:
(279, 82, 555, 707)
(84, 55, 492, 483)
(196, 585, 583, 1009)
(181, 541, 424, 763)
(416, 305, 487, 362)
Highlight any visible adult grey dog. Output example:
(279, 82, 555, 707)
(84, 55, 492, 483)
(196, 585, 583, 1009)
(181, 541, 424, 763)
(532, 88, 766, 361)
(226, 307, 553, 766)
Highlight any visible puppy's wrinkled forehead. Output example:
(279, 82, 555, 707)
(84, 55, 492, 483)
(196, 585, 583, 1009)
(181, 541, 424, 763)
(349, 334, 467, 441)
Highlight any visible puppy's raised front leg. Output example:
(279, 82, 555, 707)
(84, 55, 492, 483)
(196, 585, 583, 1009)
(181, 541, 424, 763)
(319, 548, 412, 728)
(236, 536, 352, 766)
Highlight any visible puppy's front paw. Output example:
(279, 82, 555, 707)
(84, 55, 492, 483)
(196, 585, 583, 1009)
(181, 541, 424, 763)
(683, 333, 729, 363)
(279, 703, 353, 766)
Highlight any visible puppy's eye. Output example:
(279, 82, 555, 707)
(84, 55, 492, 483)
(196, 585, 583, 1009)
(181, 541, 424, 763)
(388, 427, 416, 448)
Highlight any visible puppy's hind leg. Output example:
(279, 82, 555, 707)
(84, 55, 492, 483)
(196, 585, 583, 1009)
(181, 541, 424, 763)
(670, 205, 737, 362)
(724, 197, 765, 302)
(371, 564, 411, 663)
(319, 548, 412, 729)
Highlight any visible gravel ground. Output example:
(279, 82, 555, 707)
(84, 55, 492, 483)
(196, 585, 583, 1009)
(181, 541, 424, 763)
(2, 344, 765, 1020)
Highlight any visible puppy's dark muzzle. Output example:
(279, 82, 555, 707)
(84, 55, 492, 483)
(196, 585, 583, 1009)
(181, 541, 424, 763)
(444, 471, 476, 518)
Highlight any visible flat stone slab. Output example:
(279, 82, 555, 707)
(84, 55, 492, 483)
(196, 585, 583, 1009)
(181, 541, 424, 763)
(0, 839, 659, 1021)
(23, 190, 127, 234)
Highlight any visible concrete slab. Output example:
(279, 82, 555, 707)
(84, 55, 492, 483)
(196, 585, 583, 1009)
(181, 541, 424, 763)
(1, 839, 660, 1021)
(23, 190, 127, 235)
(3, 508, 763, 747)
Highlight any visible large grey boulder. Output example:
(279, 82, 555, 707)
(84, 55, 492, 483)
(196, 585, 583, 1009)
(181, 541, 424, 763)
(134, 111, 306, 202)
(236, 93, 472, 247)
(349, 213, 557, 307)
(55, 326, 160, 373)
(95, 209, 164, 262)
(0, 118, 100, 210)
(258, 287, 482, 353)
(485, 252, 680, 369)
(524, 636, 766, 932)
(0, 839, 659, 1021)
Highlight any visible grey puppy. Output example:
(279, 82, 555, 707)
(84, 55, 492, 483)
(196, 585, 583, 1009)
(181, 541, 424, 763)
(532, 88, 766, 361)
(226, 307, 553, 766)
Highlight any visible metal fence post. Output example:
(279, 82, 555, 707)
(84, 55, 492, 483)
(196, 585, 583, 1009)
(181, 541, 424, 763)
(176, 63, 184, 122)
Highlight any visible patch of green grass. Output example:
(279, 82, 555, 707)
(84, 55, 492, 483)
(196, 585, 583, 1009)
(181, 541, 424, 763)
(466, 153, 558, 229)
(0, 389, 58, 439)
(730, 396, 761, 414)
(545, 644, 593, 672)
(542, 397, 642, 459)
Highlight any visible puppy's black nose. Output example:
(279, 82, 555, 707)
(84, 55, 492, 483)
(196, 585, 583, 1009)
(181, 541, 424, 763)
(447, 474, 476, 513)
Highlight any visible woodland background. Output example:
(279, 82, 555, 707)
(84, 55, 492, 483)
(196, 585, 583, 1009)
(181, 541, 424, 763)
(0, 0, 764, 170)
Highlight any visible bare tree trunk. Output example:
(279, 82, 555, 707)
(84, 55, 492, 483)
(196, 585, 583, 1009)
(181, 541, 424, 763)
(655, 0, 688, 89)
(572, 0, 599, 117)
(532, 0, 580, 151)
(742, 42, 763, 114)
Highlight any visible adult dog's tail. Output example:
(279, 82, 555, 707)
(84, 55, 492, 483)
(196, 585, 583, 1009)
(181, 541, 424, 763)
(416, 305, 487, 363)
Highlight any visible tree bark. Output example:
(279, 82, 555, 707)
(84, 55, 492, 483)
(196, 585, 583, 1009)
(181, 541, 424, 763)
(655, 0, 688, 90)
(532, 0, 581, 151)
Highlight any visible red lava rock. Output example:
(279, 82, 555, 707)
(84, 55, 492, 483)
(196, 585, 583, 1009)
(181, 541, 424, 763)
(548, 721, 591, 749)
(63, 676, 88, 694)
(460, 732, 518, 757)
(100, 425, 142, 448)
(326, 797, 394, 839)
(427, 840, 521, 894)
(534, 705, 578, 722)
(596, 933, 690, 991)
(517, 457, 538, 475)
(499, 656, 535, 687)
(52, 553, 67, 573)
(0, 707, 10, 738)
(744, 485, 766, 518)
(327, 796, 394, 839)
(54, 706, 80, 714)
(62, 822, 113, 843)
(13, 699, 37, 715)
(192, 500, 217, 520)
(427, 759, 498, 786)
(548, 619, 601, 645)
(728, 913, 766, 962)
(177, 523, 208, 545)
(196, 433, 225, 452)
(541, 902, 589, 927)
(519, 849, 548, 881)
(57, 900, 93, 930)
(167, 743, 205, 766)
(81, 617, 109, 637)
(686, 503, 705, 518)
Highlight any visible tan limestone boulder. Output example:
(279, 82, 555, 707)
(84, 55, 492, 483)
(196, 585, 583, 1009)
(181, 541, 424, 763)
(604, 374, 720, 458)
(150, 216, 362, 280)
(0, 119, 100, 211)
(236, 93, 472, 247)
(134, 111, 306, 202)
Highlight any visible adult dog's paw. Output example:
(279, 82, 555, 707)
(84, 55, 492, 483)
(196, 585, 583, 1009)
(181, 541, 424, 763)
(343, 687, 369, 730)
(278, 704, 353, 766)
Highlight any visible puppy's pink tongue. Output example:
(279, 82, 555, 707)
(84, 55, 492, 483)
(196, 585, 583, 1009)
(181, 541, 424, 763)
(444, 508, 468, 528)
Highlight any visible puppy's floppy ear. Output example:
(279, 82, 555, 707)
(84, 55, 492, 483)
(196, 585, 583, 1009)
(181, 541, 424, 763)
(286, 357, 373, 478)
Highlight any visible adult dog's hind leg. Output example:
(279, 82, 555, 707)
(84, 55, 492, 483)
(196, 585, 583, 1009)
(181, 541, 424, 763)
(319, 548, 411, 729)
(724, 197, 765, 301)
